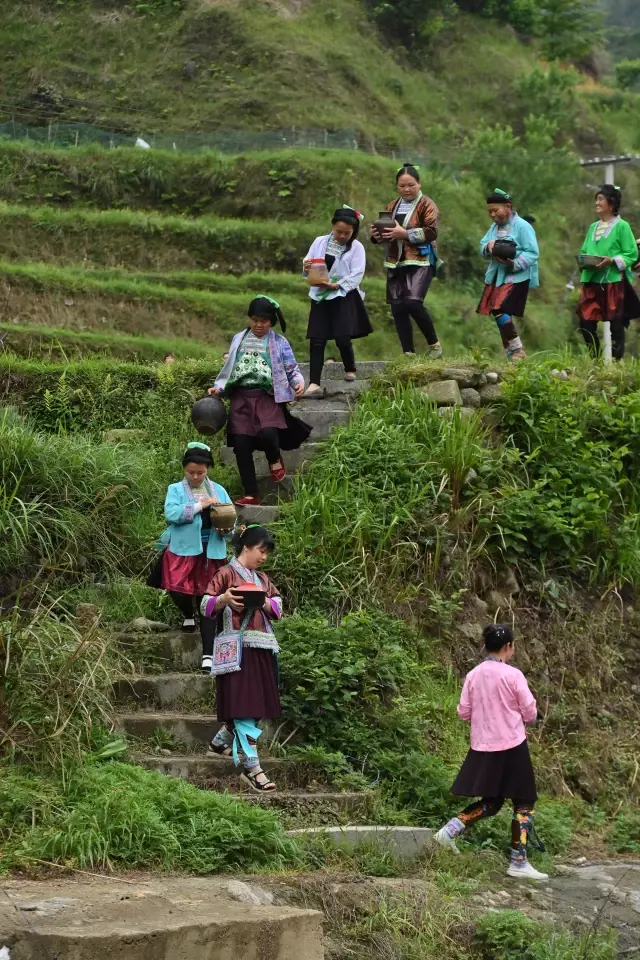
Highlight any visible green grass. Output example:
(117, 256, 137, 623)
(0, 321, 223, 362)
(0, 2, 553, 146)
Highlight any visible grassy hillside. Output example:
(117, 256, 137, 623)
(0, 2, 563, 146)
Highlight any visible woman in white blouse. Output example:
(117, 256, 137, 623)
(302, 206, 373, 397)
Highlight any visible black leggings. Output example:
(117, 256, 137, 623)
(234, 429, 281, 496)
(390, 301, 438, 353)
(168, 590, 215, 657)
(309, 337, 356, 385)
(579, 318, 626, 360)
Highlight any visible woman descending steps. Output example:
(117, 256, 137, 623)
(435, 623, 548, 881)
(477, 188, 539, 361)
(202, 524, 282, 793)
(371, 162, 443, 358)
(147, 441, 233, 672)
(208, 296, 310, 507)
(302, 205, 372, 396)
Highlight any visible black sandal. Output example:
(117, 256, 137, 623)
(207, 740, 232, 758)
(240, 766, 277, 792)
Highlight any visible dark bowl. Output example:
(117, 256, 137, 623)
(493, 238, 517, 261)
(231, 585, 267, 612)
(191, 396, 227, 436)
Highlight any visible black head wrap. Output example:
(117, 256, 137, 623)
(487, 188, 512, 205)
(332, 205, 363, 247)
(395, 162, 421, 183)
(182, 441, 213, 467)
(595, 184, 622, 215)
(247, 295, 286, 333)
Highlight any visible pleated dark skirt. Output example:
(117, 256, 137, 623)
(229, 388, 286, 436)
(386, 265, 433, 304)
(477, 280, 530, 317)
(216, 647, 281, 721)
(307, 289, 373, 340)
(451, 739, 537, 804)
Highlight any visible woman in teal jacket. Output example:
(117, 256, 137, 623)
(477, 188, 539, 361)
(153, 441, 233, 671)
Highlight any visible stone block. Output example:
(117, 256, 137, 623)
(485, 371, 500, 384)
(421, 380, 462, 406)
(441, 367, 487, 388)
(460, 387, 481, 408)
(479, 383, 504, 406)
(486, 590, 511, 614)
(287, 825, 434, 861)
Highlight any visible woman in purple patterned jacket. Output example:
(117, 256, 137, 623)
(208, 296, 309, 506)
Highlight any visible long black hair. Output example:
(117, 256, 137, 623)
(231, 523, 275, 557)
(182, 441, 213, 467)
(247, 295, 287, 333)
(396, 162, 421, 183)
(595, 184, 621, 215)
(331, 206, 361, 249)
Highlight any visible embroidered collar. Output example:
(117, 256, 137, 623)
(230, 556, 262, 586)
(392, 191, 422, 226)
(594, 216, 620, 241)
(182, 476, 216, 503)
(484, 655, 506, 664)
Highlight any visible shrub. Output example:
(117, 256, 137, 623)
(615, 58, 640, 90)
(476, 909, 616, 959)
(0, 761, 296, 873)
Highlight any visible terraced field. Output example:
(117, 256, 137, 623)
(0, 143, 584, 365)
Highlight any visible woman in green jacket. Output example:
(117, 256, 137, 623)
(577, 184, 640, 360)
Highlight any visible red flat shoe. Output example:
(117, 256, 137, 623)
(234, 495, 262, 506)
(269, 458, 287, 483)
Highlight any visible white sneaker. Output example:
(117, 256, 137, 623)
(434, 826, 460, 854)
(201, 655, 212, 672)
(507, 860, 549, 881)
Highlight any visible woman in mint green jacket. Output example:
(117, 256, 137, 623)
(578, 184, 640, 360)
(150, 441, 233, 671)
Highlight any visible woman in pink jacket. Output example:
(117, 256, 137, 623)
(435, 623, 548, 881)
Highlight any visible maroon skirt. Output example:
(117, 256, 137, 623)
(160, 550, 224, 596)
(477, 280, 530, 317)
(229, 388, 287, 437)
(216, 648, 281, 721)
(577, 279, 640, 325)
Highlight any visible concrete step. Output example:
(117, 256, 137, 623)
(116, 629, 200, 671)
(118, 710, 279, 747)
(113, 672, 214, 709)
(298, 379, 370, 399)
(235, 502, 280, 524)
(138, 753, 322, 790)
(221, 443, 322, 479)
(299, 360, 387, 380)
(0, 877, 323, 960)
(296, 406, 350, 439)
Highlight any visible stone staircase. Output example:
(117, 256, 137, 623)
(113, 360, 503, 823)
(221, 360, 388, 524)
(112, 362, 388, 825)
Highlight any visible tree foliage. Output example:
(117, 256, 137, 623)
(367, 0, 604, 61)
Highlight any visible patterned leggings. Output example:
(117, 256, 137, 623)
(458, 797, 535, 863)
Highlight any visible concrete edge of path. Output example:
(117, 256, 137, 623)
(287, 824, 435, 860)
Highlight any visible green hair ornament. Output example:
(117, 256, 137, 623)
(255, 294, 280, 309)
(186, 441, 212, 452)
(493, 187, 511, 198)
(341, 203, 365, 221)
